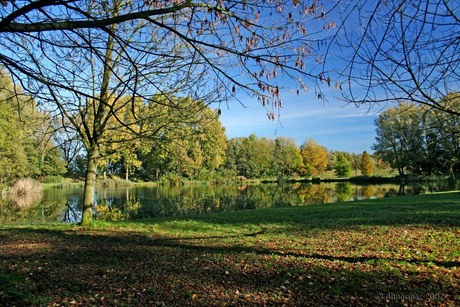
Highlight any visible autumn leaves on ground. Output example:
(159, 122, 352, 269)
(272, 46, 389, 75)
(1, 193, 459, 306)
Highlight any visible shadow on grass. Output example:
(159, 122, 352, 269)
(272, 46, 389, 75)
(1, 224, 459, 306)
(3, 227, 459, 268)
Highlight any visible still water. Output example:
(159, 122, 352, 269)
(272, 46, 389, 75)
(1, 181, 456, 224)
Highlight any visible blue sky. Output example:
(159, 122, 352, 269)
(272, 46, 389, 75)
(214, 1, 385, 154)
(219, 90, 381, 154)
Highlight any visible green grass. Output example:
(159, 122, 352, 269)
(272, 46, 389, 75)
(1, 192, 459, 306)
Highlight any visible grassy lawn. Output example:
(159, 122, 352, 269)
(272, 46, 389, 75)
(1, 192, 459, 306)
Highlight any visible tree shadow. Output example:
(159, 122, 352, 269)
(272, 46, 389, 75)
(0, 227, 458, 306)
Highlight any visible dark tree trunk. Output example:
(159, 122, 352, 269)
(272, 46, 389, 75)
(80, 144, 99, 226)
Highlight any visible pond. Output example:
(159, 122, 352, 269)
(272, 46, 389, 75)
(1, 181, 457, 224)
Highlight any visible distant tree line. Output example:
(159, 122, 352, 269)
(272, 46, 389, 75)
(66, 92, 460, 182)
(70, 132, 381, 182)
(1, 71, 458, 187)
(67, 130, 382, 182)
(223, 135, 383, 180)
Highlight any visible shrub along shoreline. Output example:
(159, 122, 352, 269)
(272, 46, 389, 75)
(1, 192, 459, 306)
(41, 173, 458, 190)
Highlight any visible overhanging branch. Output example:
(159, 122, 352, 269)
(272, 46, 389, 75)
(0, 0, 196, 32)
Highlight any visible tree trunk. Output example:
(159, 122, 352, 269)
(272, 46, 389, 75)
(449, 164, 456, 180)
(125, 165, 129, 181)
(79, 26, 114, 226)
(80, 145, 99, 226)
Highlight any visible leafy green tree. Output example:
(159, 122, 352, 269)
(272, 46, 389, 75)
(223, 135, 275, 179)
(0, 70, 66, 184)
(372, 103, 426, 176)
(273, 137, 303, 179)
(223, 138, 244, 177)
(237, 134, 275, 179)
(0, 71, 28, 184)
(240, 134, 259, 178)
(360, 151, 374, 176)
(96, 96, 147, 181)
(349, 153, 362, 176)
(198, 108, 228, 176)
(423, 93, 460, 177)
(67, 154, 88, 179)
(254, 137, 276, 178)
(140, 96, 227, 181)
(223, 138, 239, 176)
(327, 151, 337, 172)
(371, 95, 459, 177)
(40, 147, 68, 179)
(0, 101, 29, 185)
(334, 153, 352, 178)
(24, 106, 67, 180)
(299, 138, 328, 177)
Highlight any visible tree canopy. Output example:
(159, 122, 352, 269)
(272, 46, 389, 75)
(300, 138, 328, 177)
(334, 153, 352, 178)
(0, 0, 335, 111)
(0, 70, 66, 186)
(139, 95, 227, 180)
(372, 96, 460, 177)
(360, 151, 374, 177)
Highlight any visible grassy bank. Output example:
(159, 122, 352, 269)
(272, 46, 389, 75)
(1, 192, 459, 306)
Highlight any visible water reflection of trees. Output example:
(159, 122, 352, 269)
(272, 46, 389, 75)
(360, 185, 375, 199)
(0, 197, 66, 224)
(296, 184, 330, 205)
(8, 190, 43, 208)
(4, 181, 458, 223)
(62, 199, 82, 223)
(0, 187, 85, 224)
(94, 183, 390, 221)
(56, 182, 460, 222)
(335, 182, 353, 202)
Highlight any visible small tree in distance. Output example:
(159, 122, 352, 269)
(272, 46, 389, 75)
(360, 151, 374, 177)
(300, 138, 328, 177)
(334, 153, 352, 178)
